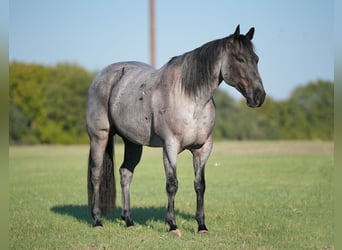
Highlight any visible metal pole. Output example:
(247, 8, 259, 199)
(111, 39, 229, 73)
(149, 0, 156, 67)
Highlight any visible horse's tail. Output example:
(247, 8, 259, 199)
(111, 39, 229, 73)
(88, 136, 116, 216)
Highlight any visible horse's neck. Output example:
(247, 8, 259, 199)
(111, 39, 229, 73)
(188, 55, 222, 106)
(185, 60, 221, 105)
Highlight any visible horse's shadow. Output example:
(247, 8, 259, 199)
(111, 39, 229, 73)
(51, 204, 193, 226)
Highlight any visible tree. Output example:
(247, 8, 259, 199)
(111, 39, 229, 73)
(9, 104, 37, 144)
(214, 90, 279, 140)
(10, 62, 95, 144)
(10, 62, 50, 143)
(285, 80, 333, 139)
(256, 80, 334, 140)
(41, 63, 94, 143)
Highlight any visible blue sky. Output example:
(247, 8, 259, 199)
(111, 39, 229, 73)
(10, 0, 333, 100)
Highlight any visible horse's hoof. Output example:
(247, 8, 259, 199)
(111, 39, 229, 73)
(198, 224, 208, 233)
(126, 220, 134, 228)
(169, 228, 182, 237)
(93, 221, 103, 227)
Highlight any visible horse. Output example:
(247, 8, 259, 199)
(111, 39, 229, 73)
(86, 25, 265, 236)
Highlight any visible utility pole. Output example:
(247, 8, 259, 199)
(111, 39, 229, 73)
(149, 0, 156, 67)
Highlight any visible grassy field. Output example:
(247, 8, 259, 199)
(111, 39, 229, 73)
(9, 141, 333, 249)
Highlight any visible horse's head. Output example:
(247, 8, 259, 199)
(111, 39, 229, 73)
(221, 25, 266, 108)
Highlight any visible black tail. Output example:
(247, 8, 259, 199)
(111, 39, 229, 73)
(88, 136, 116, 215)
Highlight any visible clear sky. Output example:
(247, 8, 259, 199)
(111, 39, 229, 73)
(9, 0, 333, 100)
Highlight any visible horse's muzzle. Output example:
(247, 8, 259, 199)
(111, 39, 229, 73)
(246, 88, 266, 108)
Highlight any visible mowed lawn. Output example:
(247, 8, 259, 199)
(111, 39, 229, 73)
(9, 141, 334, 249)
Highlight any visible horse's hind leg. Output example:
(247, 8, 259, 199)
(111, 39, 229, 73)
(88, 130, 109, 227)
(119, 139, 143, 227)
(191, 137, 213, 233)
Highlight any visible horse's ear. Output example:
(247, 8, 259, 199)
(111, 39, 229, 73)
(246, 27, 255, 41)
(233, 25, 240, 39)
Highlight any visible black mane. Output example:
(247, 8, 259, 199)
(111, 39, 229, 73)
(167, 34, 254, 98)
(167, 37, 229, 98)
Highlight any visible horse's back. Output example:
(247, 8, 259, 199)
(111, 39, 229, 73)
(89, 61, 154, 92)
(86, 62, 156, 135)
(87, 61, 160, 145)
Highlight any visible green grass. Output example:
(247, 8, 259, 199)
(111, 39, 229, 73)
(10, 141, 334, 249)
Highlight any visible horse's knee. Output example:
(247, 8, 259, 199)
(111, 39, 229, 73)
(194, 178, 205, 194)
(166, 175, 178, 194)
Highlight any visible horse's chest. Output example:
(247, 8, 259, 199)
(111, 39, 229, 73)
(155, 102, 215, 147)
(181, 113, 215, 144)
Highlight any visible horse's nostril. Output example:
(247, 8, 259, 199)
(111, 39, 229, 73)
(252, 89, 265, 107)
(256, 91, 266, 106)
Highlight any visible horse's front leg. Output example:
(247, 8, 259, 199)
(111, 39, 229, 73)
(163, 142, 181, 236)
(191, 137, 213, 233)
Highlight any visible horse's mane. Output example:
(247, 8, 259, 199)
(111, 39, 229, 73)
(167, 34, 254, 98)
(167, 37, 228, 97)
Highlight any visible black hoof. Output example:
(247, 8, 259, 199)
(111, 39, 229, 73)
(169, 224, 178, 231)
(121, 215, 134, 228)
(198, 224, 208, 233)
(93, 220, 103, 227)
(126, 220, 134, 228)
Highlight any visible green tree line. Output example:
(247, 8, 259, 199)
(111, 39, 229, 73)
(9, 62, 333, 144)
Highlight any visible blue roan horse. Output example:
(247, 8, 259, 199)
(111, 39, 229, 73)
(86, 25, 265, 235)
